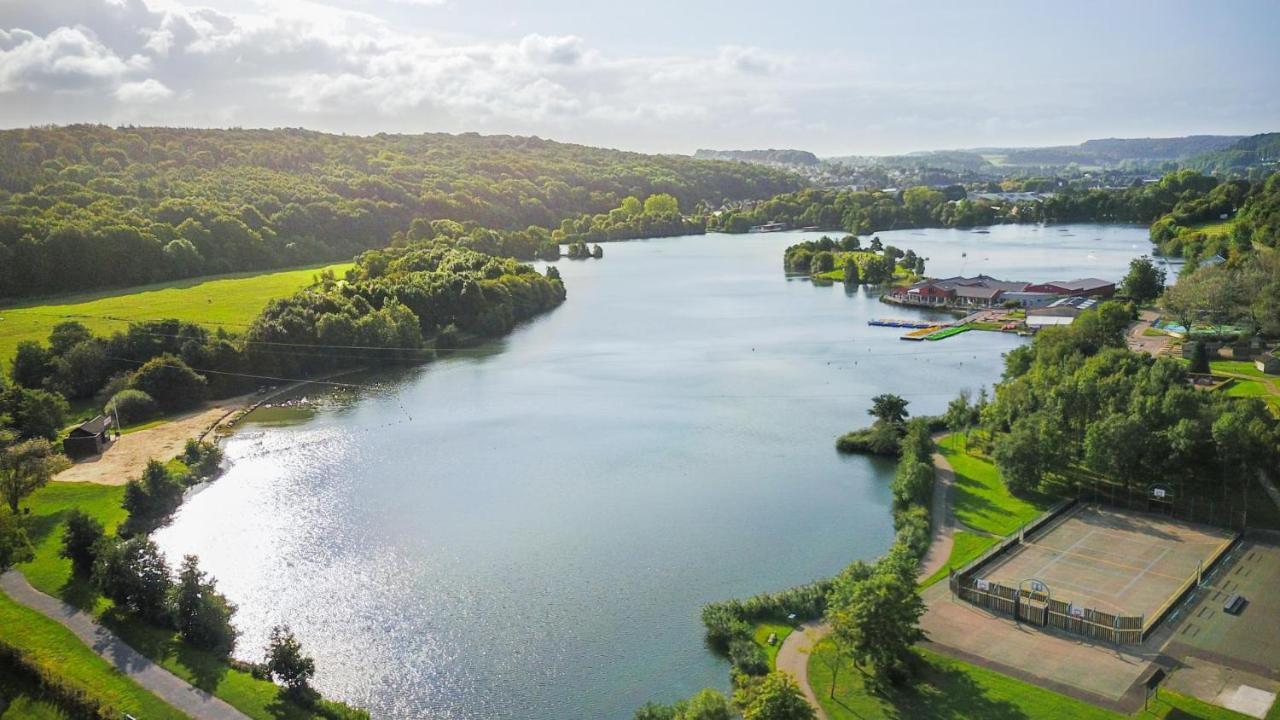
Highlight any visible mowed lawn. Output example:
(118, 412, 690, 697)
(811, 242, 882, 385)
(808, 642, 1258, 720)
(0, 593, 188, 720)
(919, 530, 999, 589)
(938, 435, 1049, 536)
(0, 263, 354, 363)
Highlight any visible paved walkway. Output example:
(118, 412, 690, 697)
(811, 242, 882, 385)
(775, 622, 831, 720)
(917, 444, 958, 580)
(1126, 309, 1174, 356)
(0, 571, 249, 720)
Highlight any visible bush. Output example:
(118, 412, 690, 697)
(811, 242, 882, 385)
(129, 354, 206, 412)
(122, 460, 184, 532)
(835, 423, 902, 456)
(0, 512, 35, 572)
(0, 642, 111, 720)
(59, 510, 104, 576)
(105, 389, 158, 426)
(728, 637, 769, 676)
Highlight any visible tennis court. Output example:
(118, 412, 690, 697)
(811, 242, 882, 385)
(978, 505, 1236, 619)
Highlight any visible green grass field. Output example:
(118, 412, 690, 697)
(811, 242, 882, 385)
(7, 481, 365, 720)
(753, 622, 794, 670)
(1185, 218, 1236, 237)
(938, 436, 1050, 536)
(808, 642, 1258, 720)
(919, 530, 999, 589)
(0, 593, 188, 720)
(0, 263, 354, 364)
(1211, 360, 1270, 379)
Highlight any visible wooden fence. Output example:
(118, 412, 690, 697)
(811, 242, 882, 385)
(952, 577, 1145, 644)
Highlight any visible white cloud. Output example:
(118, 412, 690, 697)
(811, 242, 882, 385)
(115, 77, 172, 102)
(0, 25, 133, 92)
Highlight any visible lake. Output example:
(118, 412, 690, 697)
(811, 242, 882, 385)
(153, 223, 1155, 719)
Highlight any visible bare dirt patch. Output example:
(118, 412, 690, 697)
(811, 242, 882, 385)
(55, 398, 249, 485)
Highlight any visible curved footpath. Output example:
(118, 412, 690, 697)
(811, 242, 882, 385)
(774, 443, 959, 717)
(0, 570, 250, 720)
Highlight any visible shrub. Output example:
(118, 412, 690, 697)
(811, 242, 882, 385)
(59, 510, 104, 576)
(728, 637, 769, 676)
(129, 354, 206, 412)
(105, 389, 158, 425)
(121, 460, 184, 533)
(0, 512, 34, 572)
(835, 423, 902, 456)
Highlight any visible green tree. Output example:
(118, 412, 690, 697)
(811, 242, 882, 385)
(266, 624, 317, 694)
(643, 193, 680, 215)
(841, 257, 860, 285)
(92, 536, 172, 622)
(129, 354, 207, 412)
(992, 420, 1043, 494)
(9, 341, 52, 389)
(0, 435, 70, 513)
(826, 547, 924, 689)
(59, 509, 105, 576)
(170, 554, 238, 655)
(741, 672, 815, 720)
(1120, 256, 1166, 305)
(123, 459, 184, 529)
(0, 511, 34, 572)
(868, 394, 909, 426)
(0, 385, 70, 440)
(48, 321, 93, 355)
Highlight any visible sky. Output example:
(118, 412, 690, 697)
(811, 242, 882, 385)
(0, 0, 1277, 156)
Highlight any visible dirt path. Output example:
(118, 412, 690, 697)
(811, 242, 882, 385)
(55, 398, 250, 485)
(775, 621, 831, 720)
(0, 570, 249, 720)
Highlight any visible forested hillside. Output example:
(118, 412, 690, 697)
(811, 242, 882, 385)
(708, 171, 1242, 235)
(0, 126, 801, 298)
(1184, 133, 1280, 176)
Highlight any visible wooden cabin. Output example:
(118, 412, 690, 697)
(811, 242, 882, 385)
(63, 415, 114, 459)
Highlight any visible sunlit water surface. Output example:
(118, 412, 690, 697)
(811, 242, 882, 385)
(154, 224, 1155, 718)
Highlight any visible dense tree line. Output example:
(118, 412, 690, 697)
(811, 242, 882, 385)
(783, 236, 923, 285)
(0, 126, 801, 298)
(975, 302, 1278, 500)
(710, 170, 1273, 247)
(3, 246, 564, 444)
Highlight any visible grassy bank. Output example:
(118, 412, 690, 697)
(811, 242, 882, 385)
(0, 593, 188, 719)
(919, 530, 999, 589)
(0, 262, 354, 363)
(937, 436, 1050, 536)
(753, 622, 794, 670)
(808, 641, 1257, 720)
(8, 480, 365, 720)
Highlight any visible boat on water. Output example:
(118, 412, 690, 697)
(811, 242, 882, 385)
(748, 221, 789, 233)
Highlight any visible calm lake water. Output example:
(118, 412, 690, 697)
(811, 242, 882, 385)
(153, 223, 1154, 719)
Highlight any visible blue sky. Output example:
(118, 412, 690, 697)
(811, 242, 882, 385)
(1, 0, 1277, 155)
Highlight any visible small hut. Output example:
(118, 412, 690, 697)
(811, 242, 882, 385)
(63, 415, 114, 459)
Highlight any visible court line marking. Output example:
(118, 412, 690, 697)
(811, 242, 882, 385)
(1115, 546, 1171, 598)
(1011, 540, 1198, 584)
(1030, 529, 1097, 581)
(1024, 536, 1170, 566)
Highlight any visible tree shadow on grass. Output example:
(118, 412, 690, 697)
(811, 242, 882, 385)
(22, 510, 63, 547)
(99, 608, 228, 691)
(884, 661, 1029, 720)
(57, 573, 101, 612)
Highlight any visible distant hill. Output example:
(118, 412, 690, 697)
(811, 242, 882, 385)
(827, 150, 994, 173)
(990, 135, 1242, 167)
(1184, 133, 1280, 174)
(694, 148, 821, 166)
